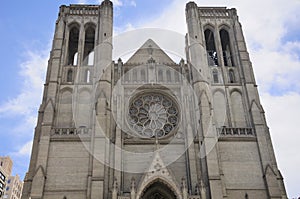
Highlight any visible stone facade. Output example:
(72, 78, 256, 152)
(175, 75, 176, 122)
(21, 1, 287, 198)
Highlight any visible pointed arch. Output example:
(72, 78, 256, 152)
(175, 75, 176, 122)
(136, 176, 182, 199)
(228, 69, 235, 83)
(83, 25, 95, 66)
(213, 90, 227, 127)
(31, 165, 46, 197)
(43, 98, 55, 112)
(34, 165, 46, 178)
(230, 90, 246, 127)
(67, 23, 80, 66)
(43, 99, 55, 123)
(203, 23, 215, 32)
(218, 23, 231, 32)
(229, 88, 242, 96)
(264, 164, 277, 177)
(250, 100, 262, 112)
(220, 28, 234, 66)
(204, 28, 218, 66)
(57, 89, 73, 127)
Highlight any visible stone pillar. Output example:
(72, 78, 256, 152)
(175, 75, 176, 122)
(112, 178, 118, 199)
(182, 178, 188, 199)
(130, 178, 136, 199)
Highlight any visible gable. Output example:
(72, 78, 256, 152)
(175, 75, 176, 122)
(125, 39, 176, 65)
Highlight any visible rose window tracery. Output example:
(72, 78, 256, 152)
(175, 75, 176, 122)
(128, 93, 179, 138)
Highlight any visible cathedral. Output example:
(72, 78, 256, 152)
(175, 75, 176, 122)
(21, 0, 287, 198)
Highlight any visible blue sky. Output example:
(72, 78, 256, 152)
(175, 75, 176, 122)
(0, 0, 300, 197)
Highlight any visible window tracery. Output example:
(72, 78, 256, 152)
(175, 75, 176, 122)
(128, 93, 179, 138)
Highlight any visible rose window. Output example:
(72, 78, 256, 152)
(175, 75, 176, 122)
(128, 93, 179, 138)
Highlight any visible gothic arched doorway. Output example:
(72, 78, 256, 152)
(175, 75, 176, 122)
(140, 181, 177, 199)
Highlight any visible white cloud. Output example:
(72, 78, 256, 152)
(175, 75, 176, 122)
(260, 92, 300, 197)
(129, 0, 136, 7)
(251, 46, 300, 93)
(16, 141, 33, 156)
(0, 51, 47, 116)
(111, 0, 123, 7)
(77, 0, 88, 4)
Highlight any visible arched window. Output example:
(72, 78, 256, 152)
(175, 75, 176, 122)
(174, 70, 179, 82)
(73, 52, 78, 66)
(132, 69, 137, 81)
(124, 69, 129, 81)
(229, 69, 235, 83)
(166, 70, 171, 82)
(158, 69, 163, 82)
(67, 69, 73, 82)
(83, 26, 95, 66)
(68, 26, 79, 65)
(220, 29, 234, 66)
(85, 69, 91, 83)
(141, 69, 146, 81)
(87, 51, 94, 66)
(204, 29, 218, 66)
(212, 69, 219, 83)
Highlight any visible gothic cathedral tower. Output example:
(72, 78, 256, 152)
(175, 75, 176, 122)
(22, 1, 287, 199)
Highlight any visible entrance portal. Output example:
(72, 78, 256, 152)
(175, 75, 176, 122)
(140, 181, 177, 199)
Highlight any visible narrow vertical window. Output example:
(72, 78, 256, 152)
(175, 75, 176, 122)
(67, 69, 73, 82)
(158, 69, 163, 82)
(132, 69, 137, 81)
(174, 70, 179, 82)
(220, 29, 234, 66)
(229, 69, 235, 83)
(73, 52, 78, 66)
(204, 29, 218, 66)
(166, 70, 171, 82)
(68, 26, 79, 65)
(83, 26, 95, 66)
(141, 69, 146, 81)
(85, 69, 91, 83)
(213, 69, 219, 83)
(124, 69, 129, 81)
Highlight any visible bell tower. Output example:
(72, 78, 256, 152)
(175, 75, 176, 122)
(186, 2, 287, 198)
(22, 1, 113, 199)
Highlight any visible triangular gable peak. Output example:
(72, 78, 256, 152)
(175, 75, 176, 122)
(125, 39, 177, 65)
(136, 149, 182, 199)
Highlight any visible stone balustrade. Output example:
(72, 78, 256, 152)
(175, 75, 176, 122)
(199, 7, 230, 17)
(69, 6, 99, 15)
(217, 127, 254, 137)
(52, 127, 90, 136)
(118, 197, 130, 199)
